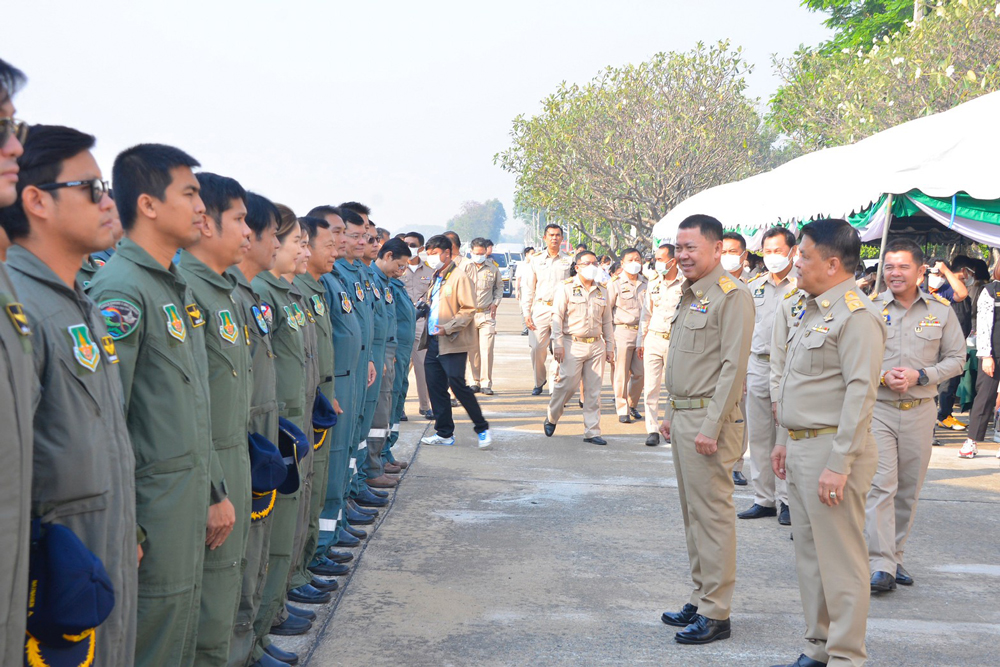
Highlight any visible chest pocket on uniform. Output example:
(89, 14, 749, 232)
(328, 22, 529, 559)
(792, 331, 828, 376)
(914, 325, 942, 356)
(676, 311, 708, 353)
(753, 297, 766, 322)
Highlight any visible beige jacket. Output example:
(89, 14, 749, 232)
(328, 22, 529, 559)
(418, 260, 477, 354)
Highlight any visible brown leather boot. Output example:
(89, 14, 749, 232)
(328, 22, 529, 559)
(366, 474, 398, 489)
(384, 462, 403, 474)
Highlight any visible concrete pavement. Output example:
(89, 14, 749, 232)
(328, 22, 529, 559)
(285, 298, 1000, 666)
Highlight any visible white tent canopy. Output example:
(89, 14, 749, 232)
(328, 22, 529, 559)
(653, 91, 1000, 247)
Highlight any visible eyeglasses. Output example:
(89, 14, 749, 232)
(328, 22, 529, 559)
(0, 117, 29, 147)
(36, 179, 110, 204)
(345, 232, 365, 240)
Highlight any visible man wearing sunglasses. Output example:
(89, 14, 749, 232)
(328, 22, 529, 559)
(0, 57, 35, 667)
(1, 123, 138, 665)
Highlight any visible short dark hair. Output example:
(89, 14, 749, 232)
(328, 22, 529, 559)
(0, 59, 27, 104)
(575, 243, 588, 251)
(657, 243, 675, 258)
(307, 204, 344, 222)
(403, 231, 425, 246)
(196, 172, 246, 232)
(761, 226, 796, 249)
(470, 237, 489, 250)
(950, 254, 976, 274)
(339, 201, 370, 217)
(570, 250, 597, 276)
(722, 231, 746, 251)
(298, 215, 330, 245)
(340, 207, 365, 227)
(112, 143, 199, 230)
(443, 231, 461, 249)
(884, 238, 924, 266)
(425, 235, 452, 253)
(523, 246, 534, 254)
(678, 215, 723, 243)
(378, 237, 412, 260)
(375, 227, 390, 241)
(245, 192, 279, 240)
(0, 124, 96, 241)
(544, 224, 564, 236)
(274, 203, 298, 241)
(800, 219, 861, 272)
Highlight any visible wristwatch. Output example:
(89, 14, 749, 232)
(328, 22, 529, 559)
(917, 369, 929, 386)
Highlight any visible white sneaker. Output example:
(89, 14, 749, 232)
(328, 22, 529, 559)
(994, 447, 1000, 459)
(421, 434, 455, 446)
(958, 439, 978, 459)
(477, 430, 493, 450)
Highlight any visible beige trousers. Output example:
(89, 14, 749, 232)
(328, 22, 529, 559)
(642, 333, 670, 434)
(528, 305, 555, 388)
(469, 311, 496, 388)
(746, 355, 788, 506)
(410, 319, 430, 412)
(865, 399, 935, 575)
(546, 339, 605, 438)
(787, 431, 877, 666)
(612, 326, 643, 416)
(669, 403, 743, 620)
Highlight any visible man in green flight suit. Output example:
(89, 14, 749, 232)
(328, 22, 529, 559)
(89, 144, 234, 667)
(384, 259, 417, 469)
(177, 172, 254, 666)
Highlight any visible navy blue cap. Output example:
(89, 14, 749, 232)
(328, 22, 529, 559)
(277, 417, 309, 495)
(250, 490, 277, 522)
(312, 390, 337, 449)
(248, 432, 287, 494)
(25, 520, 115, 665)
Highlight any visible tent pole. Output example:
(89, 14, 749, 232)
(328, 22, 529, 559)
(874, 194, 894, 292)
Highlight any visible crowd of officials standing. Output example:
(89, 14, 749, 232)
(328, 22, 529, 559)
(0, 58, 499, 667)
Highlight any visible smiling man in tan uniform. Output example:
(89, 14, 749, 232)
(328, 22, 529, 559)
(770, 218, 885, 667)
(658, 215, 753, 646)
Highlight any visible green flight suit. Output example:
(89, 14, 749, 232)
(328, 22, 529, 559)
(89, 238, 224, 667)
(178, 252, 253, 666)
(318, 268, 363, 551)
(250, 271, 307, 653)
(385, 276, 417, 460)
(227, 268, 280, 667)
(291, 273, 335, 586)
(367, 263, 397, 477)
(0, 261, 35, 667)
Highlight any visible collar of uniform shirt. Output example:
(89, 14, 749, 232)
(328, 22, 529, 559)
(808, 277, 857, 315)
(682, 263, 727, 297)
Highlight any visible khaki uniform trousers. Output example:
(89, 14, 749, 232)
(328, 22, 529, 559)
(670, 404, 742, 620)
(787, 432, 877, 666)
(865, 399, 935, 576)
(546, 340, 605, 438)
(734, 396, 748, 474)
(746, 355, 788, 507)
(410, 318, 430, 412)
(528, 305, 555, 388)
(612, 326, 643, 416)
(470, 311, 497, 389)
(642, 333, 670, 434)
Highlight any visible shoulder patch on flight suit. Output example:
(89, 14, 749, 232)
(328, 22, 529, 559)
(373, 284, 381, 300)
(283, 305, 298, 330)
(932, 293, 951, 306)
(101, 335, 119, 363)
(844, 290, 864, 312)
(164, 304, 188, 341)
(339, 292, 353, 314)
(67, 323, 101, 372)
(311, 294, 327, 317)
(718, 275, 737, 294)
(185, 303, 205, 327)
(5, 302, 31, 335)
(354, 282, 365, 301)
(218, 309, 239, 343)
(253, 304, 270, 333)
(99, 299, 141, 340)
(385, 289, 394, 304)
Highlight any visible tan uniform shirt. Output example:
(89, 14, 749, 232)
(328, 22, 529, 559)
(638, 273, 684, 344)
(521, 250, 573, 318)
(749, 272, 798, 356)
(464, 260, 503, 311)
(772, 278, 886, 474)
(663, 265, 754, 439)
(606, 274, 647, 326)
(401, 262, 435, 304)
(551, 277, 614, 354)
(874, 290, 965, 399)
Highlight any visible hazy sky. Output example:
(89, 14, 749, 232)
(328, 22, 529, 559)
(7, 1, 830, 236)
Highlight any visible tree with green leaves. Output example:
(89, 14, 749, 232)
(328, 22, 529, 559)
(495, 41, 771, 252)
(445, 199, 507, 245)
(802, 0, 922, 55)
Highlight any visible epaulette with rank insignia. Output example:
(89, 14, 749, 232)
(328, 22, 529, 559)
(844, 290, 864, 312)
(563, 277, 574, 284)
(783, 289, 799, 300)
(719, 275, 736, 294)
(932, 293, 951, 305)
(749, 273, 767, 283)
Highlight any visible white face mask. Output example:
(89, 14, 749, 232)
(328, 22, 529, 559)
(471, 254, 487, 264)
(928, 274, 945, 290)
(426, 253, 444, 270)
(418, 251, 428, 263)
(623, 261, 642, 276)
(720, 254, 743, 273)
(964, 275, 976, 287)
(654, 260, 669, 274)
(578, 265, 600, 282)
(407, 264, 419, 273)
(763, 252, 791, 274)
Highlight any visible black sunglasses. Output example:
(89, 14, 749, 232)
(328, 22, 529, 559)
(0, 117, 29, 147)
(36, 178, 110, 204)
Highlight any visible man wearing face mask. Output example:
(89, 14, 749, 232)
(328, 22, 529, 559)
(401, 231, 434, 419)
(721, 232, 751, 485)
(465, 237, 503, 395)
(607, 248, 647, 424)
(738, 227, 797, 526)
(638, 244, 684, 446)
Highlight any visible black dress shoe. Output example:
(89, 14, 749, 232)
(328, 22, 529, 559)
(661, 603, 699, 627)
(618, 415, 631, 424)
(450, 398, 459, 407)
(310, 576, 339, 592)
(629, 407, 643, 420)
(645, 433, 660, 447)
(251, 653, 289, 667)
(333, 531, 361, 548)
(345, 507, 375, 525)
(309, 557, 350, 577)
(769, 654, 827, 667)
(522, 327, 529, 336)
(732, 470, 747, 486)
(738, 503, 777, 519)
(400, 413, 408, 422)
(286, 603, 316, 621)
(469, 384, 481, 393)
(871, 571, 896, 592)
(896, 564, 914, 586)
(778, 502, 791, 526)
(269, 613, 312, 636)
(578, 400, 584, 408)
(265, 642, 300, 665)
(584, 436, 608, 446)
(674, 614, 731, 644)
(343, 524, 367, 540)
(287, 584, 332, 604)
(325, 548, 354, 564)
(543, 420, 556, 437)
(423, 409, 434, 419)
(531, 384, 545, 396)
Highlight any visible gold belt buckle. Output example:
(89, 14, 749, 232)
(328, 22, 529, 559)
(899, 400, 914, 410)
